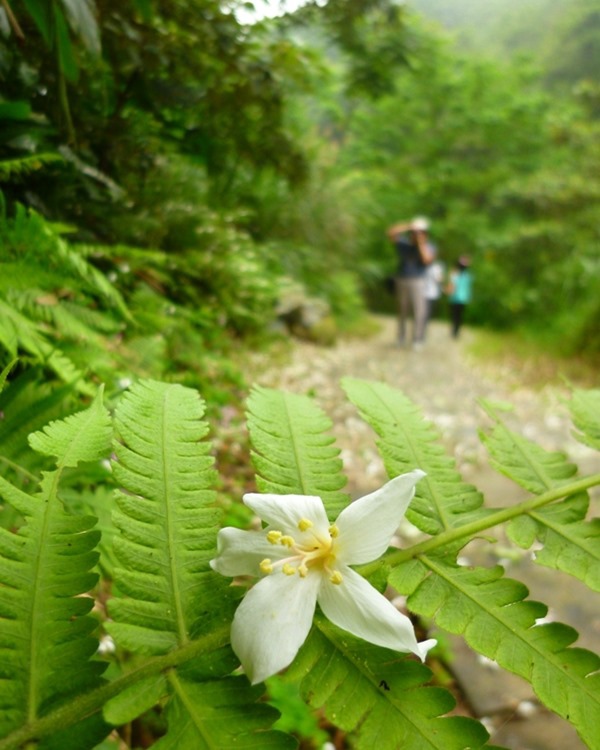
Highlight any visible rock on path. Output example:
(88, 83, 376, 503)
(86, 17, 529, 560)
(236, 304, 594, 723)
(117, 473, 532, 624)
(252, 316, 599, 750)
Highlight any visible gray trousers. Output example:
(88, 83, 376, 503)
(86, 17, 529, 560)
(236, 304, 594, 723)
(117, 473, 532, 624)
(395, 277, 427, 344)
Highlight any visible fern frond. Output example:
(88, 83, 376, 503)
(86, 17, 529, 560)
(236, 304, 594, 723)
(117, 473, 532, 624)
(342, 378, 600, 746)
(284, 616, 497, 750)
(0, 390, 112, 744)
(246, 385, 348, 520)
(341, 377, 486, 534)
(480, 400, 600, 590)
(393, 557, 600, 749)
(107, 379, 229, 654)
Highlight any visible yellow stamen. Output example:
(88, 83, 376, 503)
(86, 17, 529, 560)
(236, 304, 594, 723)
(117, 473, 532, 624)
(330, 571, 343, 585)
(282, 563, 296, 576)
(280, 535, 295, 548)
(298, 518, 313, 531)
(329, 524, 339, 538)
(267, 530, 282, 544)
(260, 559, 273, 574)
(298, 562, 308, 577)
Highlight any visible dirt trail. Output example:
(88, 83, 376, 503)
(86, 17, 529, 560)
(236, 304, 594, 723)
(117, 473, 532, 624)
(252, 316, 599, 750)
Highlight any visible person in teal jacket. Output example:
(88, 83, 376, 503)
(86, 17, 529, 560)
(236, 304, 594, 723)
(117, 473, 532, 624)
(447, 256, 472, 338)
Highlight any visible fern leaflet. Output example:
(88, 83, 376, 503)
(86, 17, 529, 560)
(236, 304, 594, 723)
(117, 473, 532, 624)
(246, 385, 348, 520)
(341, 377, 487, 535)
(284, 616, 499, 750)
(480, 400, 600, 590)
(0, 390, 112, 745)
(108, 379, 226, 652)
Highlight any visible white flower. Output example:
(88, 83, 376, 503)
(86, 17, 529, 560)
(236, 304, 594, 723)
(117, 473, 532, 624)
(210, 470, 436, 684)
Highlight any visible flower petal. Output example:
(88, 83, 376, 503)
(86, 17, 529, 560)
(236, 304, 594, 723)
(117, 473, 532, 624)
(335, 470, 425, 565)
(243, 492, 330, 536)
(231, 569, 321, 684)
(317, 564, 436, 661)
(210, 527, 287, 577)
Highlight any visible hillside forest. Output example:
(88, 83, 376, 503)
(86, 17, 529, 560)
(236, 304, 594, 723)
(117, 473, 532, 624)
(1, 1, 600, 749)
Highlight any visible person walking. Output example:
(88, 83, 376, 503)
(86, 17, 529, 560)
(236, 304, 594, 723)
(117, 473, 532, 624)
(386, 216, 433, 350)
(447, 256, 472, 338)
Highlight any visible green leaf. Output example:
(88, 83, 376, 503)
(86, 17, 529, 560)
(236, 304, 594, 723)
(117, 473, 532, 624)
(393, 556, 600, 749)
(342, 377, 487, 535)
(103, 675, 168, 726)
(284, 617, 496, 750)
(152, 674, 297, 750)
(0, 395, 112, 743)
(479, 399, 578, 493)
(108, 380, 230, 654)
(569, 387, 600, 450)
(23, 0, 52, 45)
(53, 3, 79, 82)
(246, 385, 348, 520)
(59, 0, 101, 56)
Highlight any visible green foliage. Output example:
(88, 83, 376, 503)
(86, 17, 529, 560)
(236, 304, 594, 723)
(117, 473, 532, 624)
(0, 389, 111, 745)
(0, 376, 598, 749)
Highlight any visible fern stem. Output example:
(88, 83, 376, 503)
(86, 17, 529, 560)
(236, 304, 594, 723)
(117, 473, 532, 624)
(359, 473, 600, 574)
(161, 389, 189, 647)
(0, 625, 231, 750)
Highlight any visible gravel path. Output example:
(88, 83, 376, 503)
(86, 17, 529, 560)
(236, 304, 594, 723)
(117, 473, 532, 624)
(252, 316, 599, 750)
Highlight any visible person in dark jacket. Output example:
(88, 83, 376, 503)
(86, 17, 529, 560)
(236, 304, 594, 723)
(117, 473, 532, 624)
(387, 216, 433, 350)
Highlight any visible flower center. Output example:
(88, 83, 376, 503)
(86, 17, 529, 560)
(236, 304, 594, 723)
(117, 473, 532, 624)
(260, 518, 343, 584)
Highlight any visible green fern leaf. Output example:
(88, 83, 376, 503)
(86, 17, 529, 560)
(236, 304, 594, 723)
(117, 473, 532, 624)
(107, 379, 230, 654)
(150, 675, 297, 750)
(393, 557, 600, 749)
(341, 377, 486, 534)
(0, 390, 112, 743)
(284, 616, 496, 750)
(479, 399, 578, 493)
(246, 385, 348, 520)
(480, 401, 599, 590)
(569, 388, 600, 450)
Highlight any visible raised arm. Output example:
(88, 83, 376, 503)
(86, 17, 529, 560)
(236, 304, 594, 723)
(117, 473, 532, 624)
(386, 221, 413, 241)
